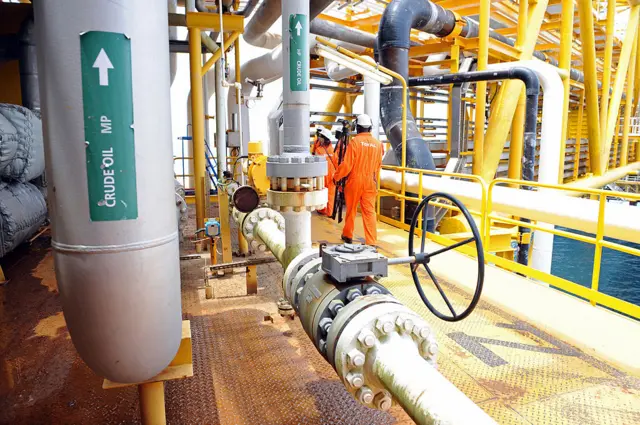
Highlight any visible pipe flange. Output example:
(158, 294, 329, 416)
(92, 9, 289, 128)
(267, 188, 328, 212)
(288, 258, 323, 311)
(266, 155, 328, 178)
(327, 294, 438, 410)
(242, 207, 285, 244)
(283, 249, 319, 298)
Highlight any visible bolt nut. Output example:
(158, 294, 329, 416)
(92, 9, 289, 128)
(357, 329, 377, 349)
(319, 317, 333, 335)
(403, 318, 414, 333)
(345, 372, 364, 389)
(374, 392, 393, 411)
(413, 325, 431, 339)
(258, 244, 267, 252)
(346, 288, 363, 302)
(356, 387, 374, 405)
(250, 240, 260, 249)
(328, 299, 345, 317)
(244, 223, 254, 233)
(347, 349, 365, 368)
(375, 318, 394, 335)
(365, 286, 382, 296)
(319, 339, 327, 354)
(258, 210, 266, 219)
(420, 340, 438, 358)
(250, 216, 258, 224)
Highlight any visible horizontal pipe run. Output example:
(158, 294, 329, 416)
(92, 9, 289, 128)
(379, 170, 640, 244)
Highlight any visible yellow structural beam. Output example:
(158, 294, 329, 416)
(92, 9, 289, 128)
(558, 0, 575, 182)
(621, 37, 638, 167)
(202, 31, 240, 75)
(603, 5, 640, 170)
(599, 0, 616, 147)
(508, 0, 528, 182)
(185, 12, 244, 32)
(576, 0, 603, 175)
(472, 0, 490, 175)
(574, 90, 586, 180)
(188, 27, 206, 230)
(479, 0, 549, 181)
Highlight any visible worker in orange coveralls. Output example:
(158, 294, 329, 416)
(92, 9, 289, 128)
(333, 114, 383, 246)
(312, 127, 336, 216)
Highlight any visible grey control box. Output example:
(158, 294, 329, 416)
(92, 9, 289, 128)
(321, 244, 388, 283)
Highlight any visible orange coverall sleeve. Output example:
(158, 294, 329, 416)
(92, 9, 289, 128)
(333, 141, 355, 182)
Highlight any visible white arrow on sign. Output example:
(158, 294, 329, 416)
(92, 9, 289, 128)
(295, 21, 302, 36)
(93, 48, 114, 87)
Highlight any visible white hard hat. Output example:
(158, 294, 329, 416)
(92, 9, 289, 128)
(319, 127, 334, 142)
(356, 114, 372, 128)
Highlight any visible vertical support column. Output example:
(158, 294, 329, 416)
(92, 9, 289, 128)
(472, 0, 489, 175)
(480, 0, 550, 182)
(218, 191, 233, 263)
(189, 27, 206, 230)
(559, 0, 575, 182)
(622, 38, 639, 167)
(364, 76, 381, 140)
(600, 0, 616, 144)
(603, 5, 640, 166)
(576, 0, 602, 175)
(509, 0, 528, 182)
(139, 382, 166, 425)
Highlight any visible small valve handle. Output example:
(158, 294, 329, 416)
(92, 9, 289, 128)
(408, 192, 485, 322)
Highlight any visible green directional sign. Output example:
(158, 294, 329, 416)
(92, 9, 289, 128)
(289, 14, 308, 92)
(80, 31, 138, 221)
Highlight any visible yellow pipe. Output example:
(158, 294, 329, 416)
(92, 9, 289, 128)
(480, 0, 550, 182)
(635, 28, 640, 116)
(472, 0, 490, 175)
(599, 0, 616, 145)
(603, 5, 640, 168)
(558, 0, 575, 182)
(409, 93, 418, 117)
(565, 161, 640, 190)
(576, 0, 603, 175)
(574, 90, 585, 180)
(202, 31, 240, 75)
(189, 27, 206, 230)
(139, 382, 166, 425)
(319, 89, 346, 128)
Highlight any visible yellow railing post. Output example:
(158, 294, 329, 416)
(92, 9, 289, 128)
(590, 194, 607, 306)
(576, 0, 603, 175)
(558, 0, 575, 182)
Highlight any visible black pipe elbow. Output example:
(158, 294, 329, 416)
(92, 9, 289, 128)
(507, 67, 539, 96)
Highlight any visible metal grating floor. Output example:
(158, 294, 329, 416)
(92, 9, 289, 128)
(313, 213, 640, 425)
(1, 208, 639, 424)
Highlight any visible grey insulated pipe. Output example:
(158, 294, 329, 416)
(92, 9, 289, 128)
(243, 0, 283, 49)
(18, 17, 39, 114)
(34, 0, 182, 383)
(409, 67, 540, 265)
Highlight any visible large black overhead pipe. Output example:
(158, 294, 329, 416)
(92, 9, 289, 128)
(409, 67, 540, 265)
(378, 0, 457, 170)
(378, 0, 586, 171)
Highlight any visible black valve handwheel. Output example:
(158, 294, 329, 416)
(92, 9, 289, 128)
(408, 192, 484, 322)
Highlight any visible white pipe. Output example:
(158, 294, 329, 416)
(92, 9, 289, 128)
(372, 333, 497, 425)
(215, 60, 227, 176)
(168, 0, 178, 85)
(364, 75, 380, 139)
(422, 53, 448, 76)
(486, 60, 564, 274)
(380, 170, 640, 244)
